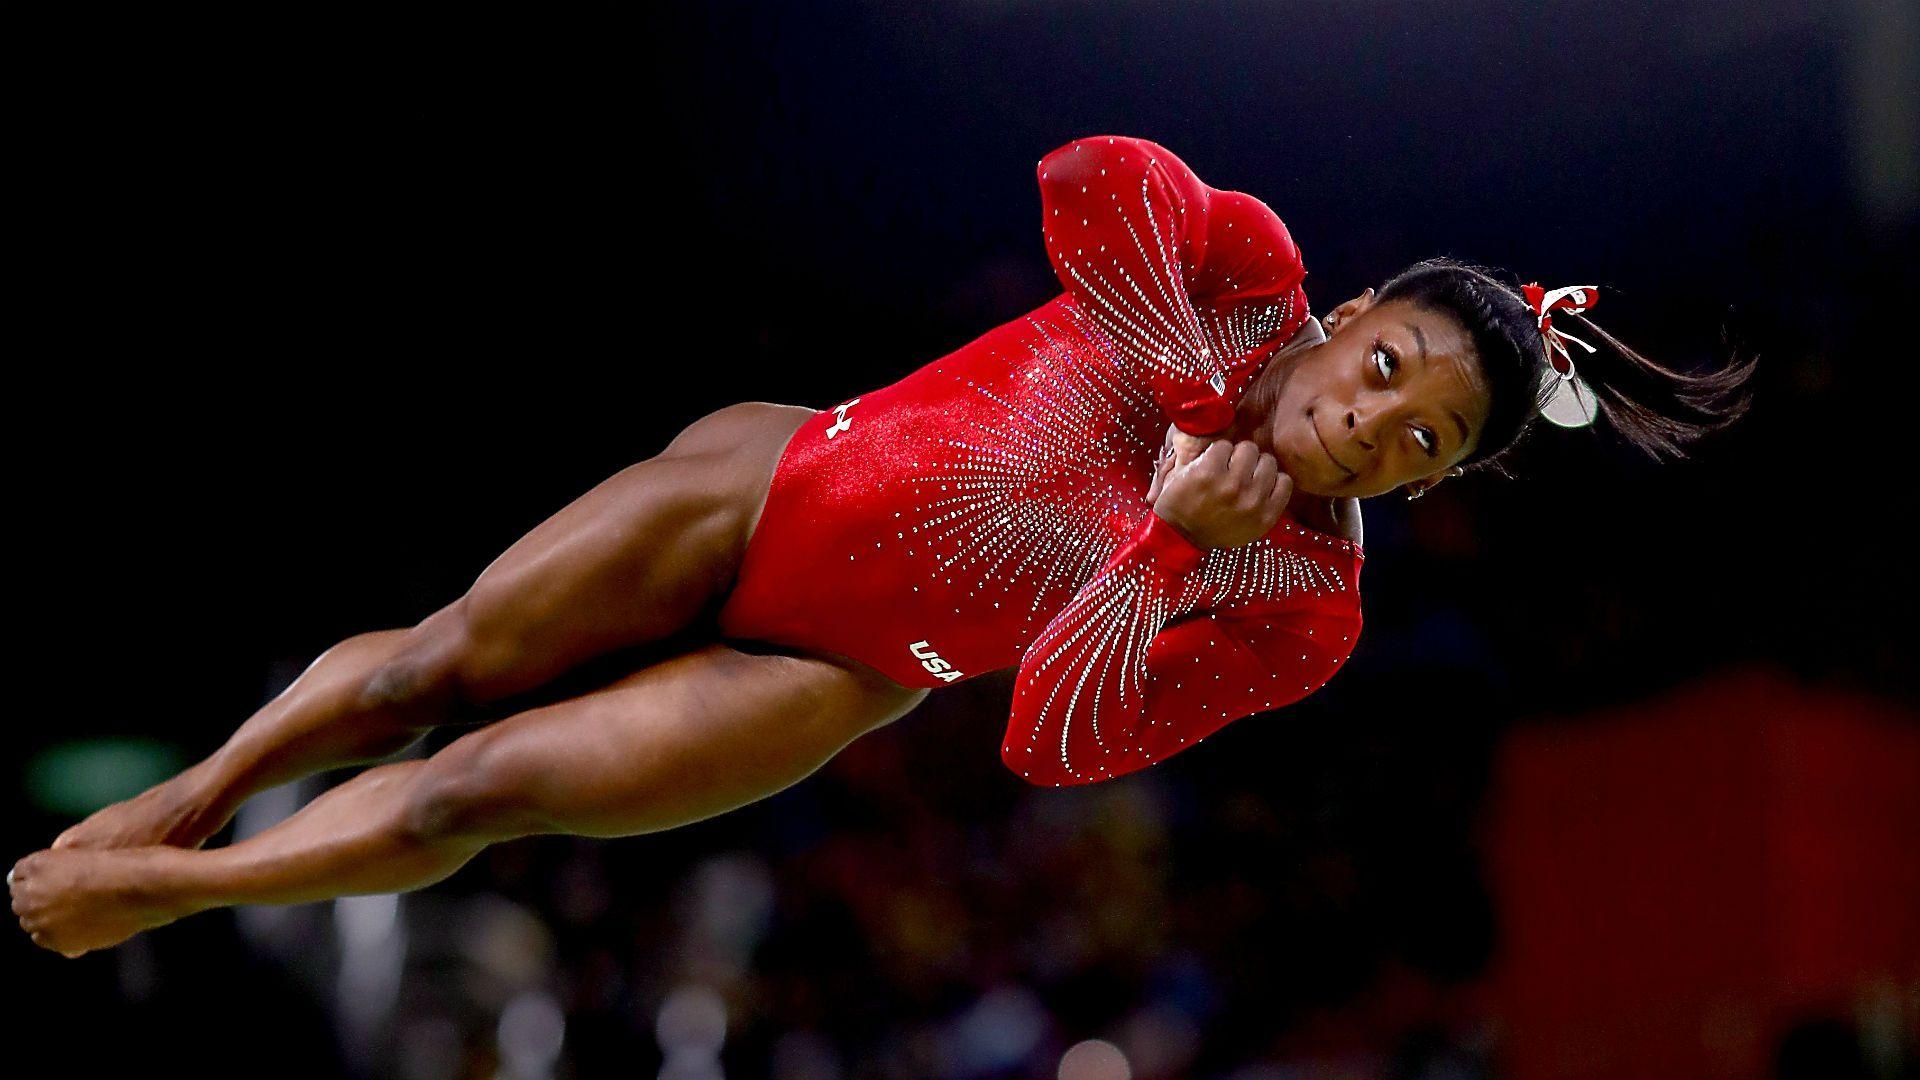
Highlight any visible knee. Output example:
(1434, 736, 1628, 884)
(359, 606, 509, 717)
(400, 737, 552, 843)
(361, 654, 456, 716)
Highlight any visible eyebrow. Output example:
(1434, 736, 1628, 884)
(1406, 321, 1471, 449)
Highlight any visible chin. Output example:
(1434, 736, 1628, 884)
(1292, 479, 1343, 498)
(1292, 474, 1351, 499)
(1273, 449, 1341, 498)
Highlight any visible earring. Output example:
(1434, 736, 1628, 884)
(1405, 485, 1426, 501)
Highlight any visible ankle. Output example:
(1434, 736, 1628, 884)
(123, 847, 212, 919)
(185, 751, 255, 832)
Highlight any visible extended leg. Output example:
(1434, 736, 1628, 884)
(52, 402, 816, 853)
(51, 627, 452, 853)
(11, 640, 927, 958)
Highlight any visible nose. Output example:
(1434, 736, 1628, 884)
(1344, 409, 1377, 452)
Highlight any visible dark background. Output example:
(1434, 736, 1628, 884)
(11, 3, 1916, 1078)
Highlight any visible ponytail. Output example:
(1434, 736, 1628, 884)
(1373, 258, 1758, 478)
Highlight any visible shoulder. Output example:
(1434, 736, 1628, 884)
(1038, 134, 1187, 183)
(1206, 186, 1296, 240)
(1186, 185, 1306, 303)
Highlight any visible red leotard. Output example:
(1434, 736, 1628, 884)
(716, 135, 1364, 787)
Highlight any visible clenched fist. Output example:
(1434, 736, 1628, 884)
(1144, 423, 1293, 550)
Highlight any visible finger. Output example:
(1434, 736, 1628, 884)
(1196, 438, 1234, 474)
(1145, 454, 1172, 503)
(1167, 426, 1212, 468)
(1250, 452, 1280, 503)
(1264, 470, 1296, 520)
(1227, 440, 1262, 482)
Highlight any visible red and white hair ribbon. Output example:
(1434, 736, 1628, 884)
(1520, 282, 1601, 427)
(1520, 283, 1599, 376)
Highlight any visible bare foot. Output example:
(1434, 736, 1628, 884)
(51, 760, 226, 852)
(10, 847, 195, 958)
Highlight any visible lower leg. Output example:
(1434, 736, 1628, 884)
(55, 625, 460, 851)
(200, 628, 461, 818)
(166, 758, 493, 910)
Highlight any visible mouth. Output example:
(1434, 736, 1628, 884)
(1308, 411, 1357, 480)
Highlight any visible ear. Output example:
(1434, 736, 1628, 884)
(1325, 287, 1377, 333)
(1403, 464, 1465, 499)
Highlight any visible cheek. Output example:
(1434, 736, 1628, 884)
(1280, 360, 1348, 415)
(1379, 456, 1424, 491)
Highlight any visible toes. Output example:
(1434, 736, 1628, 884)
(26, 930, 79, 958)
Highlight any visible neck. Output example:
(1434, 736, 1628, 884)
(1226, 315, 1326, 447)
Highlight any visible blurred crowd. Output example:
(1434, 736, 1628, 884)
(198, 658, 1510, 1079)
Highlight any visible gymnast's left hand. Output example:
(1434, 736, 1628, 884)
(1145, 427, 1293, 550)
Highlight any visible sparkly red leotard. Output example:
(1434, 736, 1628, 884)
(716, 135, 1364, 787)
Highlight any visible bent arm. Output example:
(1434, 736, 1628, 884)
(1036, 135, 1313, 436)
(1001, 510, 1362, 786)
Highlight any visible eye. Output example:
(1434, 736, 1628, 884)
(1371, 340, 1398, 381)
(1413, 427, 1438, 456)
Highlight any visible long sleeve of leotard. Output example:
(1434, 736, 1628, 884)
(1037, 134, 1311, 436)
(1000, 509, 1362, 787)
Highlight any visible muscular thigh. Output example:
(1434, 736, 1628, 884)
(449, 401, 815, 701)
(416, 641, 930, 840)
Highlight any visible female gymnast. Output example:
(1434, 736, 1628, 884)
(11, 135, 1753, 958)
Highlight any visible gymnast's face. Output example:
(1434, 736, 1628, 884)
(1237, 290, 1491, 499)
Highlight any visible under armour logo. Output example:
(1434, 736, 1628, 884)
(826, 397, 861, 439)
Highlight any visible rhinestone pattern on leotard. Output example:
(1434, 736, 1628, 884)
(713, 135, 1364, 787)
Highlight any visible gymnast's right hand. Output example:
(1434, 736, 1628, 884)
(1145, 427, 1293, 550)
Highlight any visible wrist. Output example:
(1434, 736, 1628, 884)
(1140, 509, 1209, 575)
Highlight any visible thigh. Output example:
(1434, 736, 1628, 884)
(412, 641, 930, 840)
(449, 401, 816, 701)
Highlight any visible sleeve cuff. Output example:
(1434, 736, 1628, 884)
(1133, 511, 1209, 576)
(1168, 392, 1237, 437)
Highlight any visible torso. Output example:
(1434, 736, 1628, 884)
(709, 295, 1362, 692)
(659, 400, 906, 685)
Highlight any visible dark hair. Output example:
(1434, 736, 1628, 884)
(1374, 257, 1758, 477)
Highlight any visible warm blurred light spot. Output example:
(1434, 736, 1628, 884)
(1058, 1038, 1131, 1080)
(24, 738, 186, 817)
